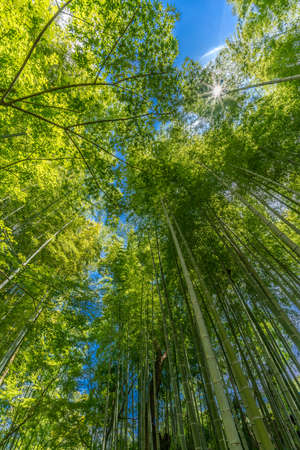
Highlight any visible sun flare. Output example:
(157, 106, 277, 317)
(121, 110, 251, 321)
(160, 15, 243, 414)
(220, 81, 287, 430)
(212, 84, 222, 98)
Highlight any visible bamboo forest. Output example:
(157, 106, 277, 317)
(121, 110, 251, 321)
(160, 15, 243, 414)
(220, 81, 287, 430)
(0, 0, 299, 448)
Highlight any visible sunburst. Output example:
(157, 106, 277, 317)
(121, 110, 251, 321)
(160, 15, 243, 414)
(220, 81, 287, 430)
(212, 84, 223, 98)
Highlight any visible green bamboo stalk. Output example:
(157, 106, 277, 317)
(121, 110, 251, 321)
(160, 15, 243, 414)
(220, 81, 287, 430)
(249, 190, 300, 235)
(174, 257, 226, 450)
(210, 216, 300, 416)
(0, 220, 73, 291)
(219, 222, 300, 343)
(149, 235, 187, 450)
(151, 280, 161, 450)
(199, 162, 300, 258)
(213, 214, 300, 348)
(224, 273, 300, 447)
(244, 237, 300, 309)
(112, 360, 121, 449)
(178, 337, 207, 450)
(155, 231, 204, 449)
(161, 201, 243, 449)
(228, 164, 300, 198)
(249, 231, 299, 292)
(102, 358, 112, 450)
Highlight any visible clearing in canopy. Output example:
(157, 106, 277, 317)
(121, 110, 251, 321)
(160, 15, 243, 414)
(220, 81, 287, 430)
(0, 0, 299, 448)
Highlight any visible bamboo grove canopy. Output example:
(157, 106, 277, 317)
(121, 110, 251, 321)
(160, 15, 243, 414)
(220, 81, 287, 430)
(0, 0, 299, 448)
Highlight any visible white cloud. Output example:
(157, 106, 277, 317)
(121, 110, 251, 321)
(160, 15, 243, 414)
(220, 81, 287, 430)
(200, 45, 225, 61)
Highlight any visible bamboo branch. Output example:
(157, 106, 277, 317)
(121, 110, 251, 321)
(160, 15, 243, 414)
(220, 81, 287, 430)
(66, 131, 114, 203)
(200, 74, 300, 99)
(0, 157, 84, 171)
(69, 129, 141, 170)
(5, 72, 168, 105)
(0, 0, 74, 103)
(67, 112, 164, 129)
(8, 104, 66, 130)
(0, 132, 26, 139)
(94, 7, 139, 82)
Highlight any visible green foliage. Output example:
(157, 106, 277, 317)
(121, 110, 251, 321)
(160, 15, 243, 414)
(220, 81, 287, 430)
(0, 0, 299, 449)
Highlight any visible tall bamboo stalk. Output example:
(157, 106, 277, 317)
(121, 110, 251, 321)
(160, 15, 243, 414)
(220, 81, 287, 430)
(174, 217, 275, 449)
(161, 200, 243, 449)
(210, 213, 300, 348)
(0, 220, 73, 291)
(149, 235, 187, 450)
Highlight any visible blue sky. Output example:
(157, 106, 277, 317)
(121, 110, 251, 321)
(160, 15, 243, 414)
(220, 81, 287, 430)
(168, 0, 237, 65)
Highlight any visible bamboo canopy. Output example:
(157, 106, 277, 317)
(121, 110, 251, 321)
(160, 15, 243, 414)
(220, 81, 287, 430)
(0, 0, 299, 449)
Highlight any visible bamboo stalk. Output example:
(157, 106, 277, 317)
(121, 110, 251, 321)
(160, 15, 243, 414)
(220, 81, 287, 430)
(161, 201, 243, 449)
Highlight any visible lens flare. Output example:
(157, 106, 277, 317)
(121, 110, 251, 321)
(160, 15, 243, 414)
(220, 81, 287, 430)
(212, 84, 222, 98)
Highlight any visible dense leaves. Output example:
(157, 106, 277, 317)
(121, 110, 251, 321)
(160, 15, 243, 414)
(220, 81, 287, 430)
(0, 0, 299, 449)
